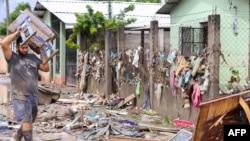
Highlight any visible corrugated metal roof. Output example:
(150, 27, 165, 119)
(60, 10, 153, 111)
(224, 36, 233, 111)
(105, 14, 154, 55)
(34, 0, 170, 28)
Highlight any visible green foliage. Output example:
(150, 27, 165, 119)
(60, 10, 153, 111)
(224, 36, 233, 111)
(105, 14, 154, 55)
(66, 4, 136, 51)
(153, 119, 162, 125)
(89, 43, 102, 52)
(226, 67, 240, 90)
(163, 116, 172, 125)
(135, 0, 161, 3)
(229, 67, 239, 76)
(130, 114, 141, 121)
(0, 26, 7, 35)
(65, 33, 79, 49)
(0, 2, 31, 35)
(143, 109, 158, 116)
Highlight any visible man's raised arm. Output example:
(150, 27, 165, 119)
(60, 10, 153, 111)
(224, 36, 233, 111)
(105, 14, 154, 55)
(0, 30, 20, 60)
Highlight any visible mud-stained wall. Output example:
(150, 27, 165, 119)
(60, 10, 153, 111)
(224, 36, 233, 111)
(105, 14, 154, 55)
(87, 75, 200, 122)
(85, 29, 200, 123)
(0, 42, 8, 74)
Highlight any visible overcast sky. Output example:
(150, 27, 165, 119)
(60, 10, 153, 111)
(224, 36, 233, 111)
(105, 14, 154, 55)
(0, 0, 37, 23)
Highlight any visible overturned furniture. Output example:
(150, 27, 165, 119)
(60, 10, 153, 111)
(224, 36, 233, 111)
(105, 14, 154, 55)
(7, 9, 59, 64)
(38, 82, 61, 105)
(192, 90, 250, 141)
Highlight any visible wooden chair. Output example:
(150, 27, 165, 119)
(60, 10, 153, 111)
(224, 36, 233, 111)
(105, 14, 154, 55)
(8, 9, 59, 64)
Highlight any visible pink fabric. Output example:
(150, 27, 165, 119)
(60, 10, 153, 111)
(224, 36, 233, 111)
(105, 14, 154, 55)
(192, 82, 201, 108)
(173, 118, 194, 128)
(171, 70, 177, 96)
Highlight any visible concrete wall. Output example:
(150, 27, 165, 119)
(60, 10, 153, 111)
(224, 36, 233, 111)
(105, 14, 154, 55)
(87, 29, 173, 120)
(0, 48, 7, 73)
(0, 36, 8, 74)
(39, 11, 52, 83)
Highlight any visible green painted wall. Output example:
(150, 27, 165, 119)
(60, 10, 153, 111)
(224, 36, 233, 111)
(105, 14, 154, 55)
(43, 11, 51, 26)
(169, 0, 249, 87)
(40, 11, 66, 82)
(38, 11, 51, 78)
(59, 22, 66, 76)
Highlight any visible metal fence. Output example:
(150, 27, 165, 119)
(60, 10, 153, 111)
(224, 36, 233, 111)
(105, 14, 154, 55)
(220, 14, 249, 90)
(169, 12, 249, 95)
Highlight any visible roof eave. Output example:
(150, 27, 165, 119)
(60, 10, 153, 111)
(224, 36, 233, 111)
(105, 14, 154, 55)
(33, 1, 46, 18)
(156, 0, 180, 14)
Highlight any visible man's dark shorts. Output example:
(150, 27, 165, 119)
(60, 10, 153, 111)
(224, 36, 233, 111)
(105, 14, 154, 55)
(12, 94, 38, 123)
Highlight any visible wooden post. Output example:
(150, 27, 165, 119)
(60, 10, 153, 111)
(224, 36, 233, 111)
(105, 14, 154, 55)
(158, 29, 165, 52)
(207, 15, 220, 100)
(117, 26, 125, 95)
(141, 30, 145, 65)
(150, 21, 158, 109)
(78, 33, 87, 52)
(105, 29, 112, 96)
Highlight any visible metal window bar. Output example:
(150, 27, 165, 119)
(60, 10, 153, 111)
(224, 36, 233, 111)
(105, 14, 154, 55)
(180, 27, 207, 57)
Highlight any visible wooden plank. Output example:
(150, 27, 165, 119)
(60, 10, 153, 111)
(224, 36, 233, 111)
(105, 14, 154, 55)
(0, 85, 9, 104)
(0, 104, 14, 119)
(206, 96, 239, 121)
(57, 98, 87, 104)
(117, 93, 136, 108)
(200, 90, 250, 106)
(108, 136, 158, 141)
(239, 97, 250, 123)
(192, 105, 209, 141)
(138, 122, 180, 133)
(208, 113, 227, 130)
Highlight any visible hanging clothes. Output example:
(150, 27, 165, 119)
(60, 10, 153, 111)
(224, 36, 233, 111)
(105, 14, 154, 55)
(192, 82, 201, 108)
(132, 50, 139, 68)
(135, 81, 141, 96)
(143, 85, 151, 109)
(175, 56, 188, 76)
(170, 70, 177, 96)
(155, 82, 164, 106)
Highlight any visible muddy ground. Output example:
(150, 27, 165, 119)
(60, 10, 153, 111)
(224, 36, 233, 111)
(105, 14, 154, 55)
(0, 74, 190, 141)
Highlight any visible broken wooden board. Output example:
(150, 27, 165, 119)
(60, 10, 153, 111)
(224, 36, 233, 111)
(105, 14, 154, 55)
(239, 96, 250, 123)
(38, 82, 61, 105)
(192, 90, 250, 141)
(35, 132, 77, 141)
(108, 136, 158, 141)
(117, 93, 135, 108)
(138, 122, 180, 133)
(0, 104, 13, 120)
(57, 98, 87, 105)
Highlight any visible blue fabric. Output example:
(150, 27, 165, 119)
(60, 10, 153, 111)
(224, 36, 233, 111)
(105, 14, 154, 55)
(143, 85, 150, 109)
(12, 95, 38, 123)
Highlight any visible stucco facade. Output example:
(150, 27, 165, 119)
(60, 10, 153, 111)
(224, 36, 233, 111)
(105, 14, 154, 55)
(159, 0, 250, 87)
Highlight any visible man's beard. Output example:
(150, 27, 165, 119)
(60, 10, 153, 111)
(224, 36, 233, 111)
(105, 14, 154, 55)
(17, 50, 27, 56)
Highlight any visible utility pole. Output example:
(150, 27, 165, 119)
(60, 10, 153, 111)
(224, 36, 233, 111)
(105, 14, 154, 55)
(6, 0, 9, 35)
(108, 0, 111, 19)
